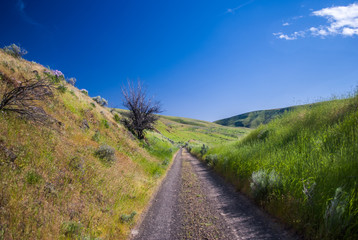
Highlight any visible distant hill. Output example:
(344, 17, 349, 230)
(214, 106, 299, 128)
(110, 111, 251, 146)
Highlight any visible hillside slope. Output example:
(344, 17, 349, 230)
(215, 106, 299, 128)
(196, 97, 358, 239)
(0, 49, 175, 239)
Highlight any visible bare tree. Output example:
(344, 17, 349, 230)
(0, 76, 53, 123)
(121, 81, 162, 139)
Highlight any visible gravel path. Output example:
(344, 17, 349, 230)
(132, 148, 300, 240)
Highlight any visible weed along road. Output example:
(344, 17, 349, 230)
(132, 148, 299, 240)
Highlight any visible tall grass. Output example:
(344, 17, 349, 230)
(199, 95, 358, 239)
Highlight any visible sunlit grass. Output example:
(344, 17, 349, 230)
(194, 94, 358, 239)
(0, 50, 176, 240)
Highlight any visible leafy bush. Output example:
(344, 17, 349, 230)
(3, 44, 27, 58)
(66, 77, 76, 86)
(324, 187, 351, 238)
(205, 154, 218, 167)
(90, 102, 96, 108)
(200, 144, 209, 156)
(120, 211, 136, 223)
(69, 157, 84, 171)
(101, 119, 109, 129)
(113, 113, 120, 123)
(162, 158, 170, 166)
(92, 96, 108, 107)
(43, 69, 65, 83)
(25, 170, 42, 185)
(92, 132, 100, 142)
(250, 169, 282, 200)
(57, 85, 67, 93)
(61, 221, 82, 237)
(80, 89, 88, 95)
(95, 144, 115, 163)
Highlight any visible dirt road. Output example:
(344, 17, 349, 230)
(132, 148, 299, 240)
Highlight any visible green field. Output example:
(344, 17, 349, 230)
(110, 110, 251, 148)
(193, 96, 358, 239)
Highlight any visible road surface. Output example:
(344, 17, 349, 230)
(132, 148, 299, 240)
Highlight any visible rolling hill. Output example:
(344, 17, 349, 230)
(214, 106, 299, 128)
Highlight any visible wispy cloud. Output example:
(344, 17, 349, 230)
(226, 0, 255, 14)
(274, 3, 358, 40)
(273, 31, 305, 40)
(16, 0, 41, 26)
(283, 22, 290, 26)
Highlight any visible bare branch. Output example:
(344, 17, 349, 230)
(121, 80, 162, 139)
(0, 75, 54, 123)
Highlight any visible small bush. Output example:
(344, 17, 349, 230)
(92, 132, 100, 142)
(57, 85, 67, 93)
(3, 44, 27, 58)
(43, 69, 65, 83)
(90, 102, 96, 108)
(69, 157, 84, 171)
(113, 113, 120, 123)
(101, 119, 109, 129)
(95, 144, 115, 163)
(324, 187, 350, 237)
(26, 170, 42, 185)
(92, 96, 108, 107)
(250, 169, 282, 200)
(205, 154, 218, 167)
(80, 89, 88, 95)
(200, 144, 209, 156)
(61, 221, 82, 237)
(120, 211, 136, 223)
(66, 77, 76, 86)
(162, 158, 170, 166)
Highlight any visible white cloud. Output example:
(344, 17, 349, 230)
(283, 22, 290, 26)
(342, 27, 358, 35)
(273, 31, 305, 40)
(275, 3, 358, 40)
(312, 3, 358, 36)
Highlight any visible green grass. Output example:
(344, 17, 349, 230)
(214, 105, 310, 128)
(194, 95, 358, 239)
(156, 115, 250, 146)
(0, 50, 177, 240)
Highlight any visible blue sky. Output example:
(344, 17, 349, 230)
(1, 0, 358, 121)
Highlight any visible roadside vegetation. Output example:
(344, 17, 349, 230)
(192, 94, 358, 239)
(0, 46, 175, 239)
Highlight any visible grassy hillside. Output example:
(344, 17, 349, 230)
(110, 110, 250, 148)
(157, 115, 250, 145)
(215, 106, 300, 128)
(194, 96, 358, 239)
(0, 49, 175, 239)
